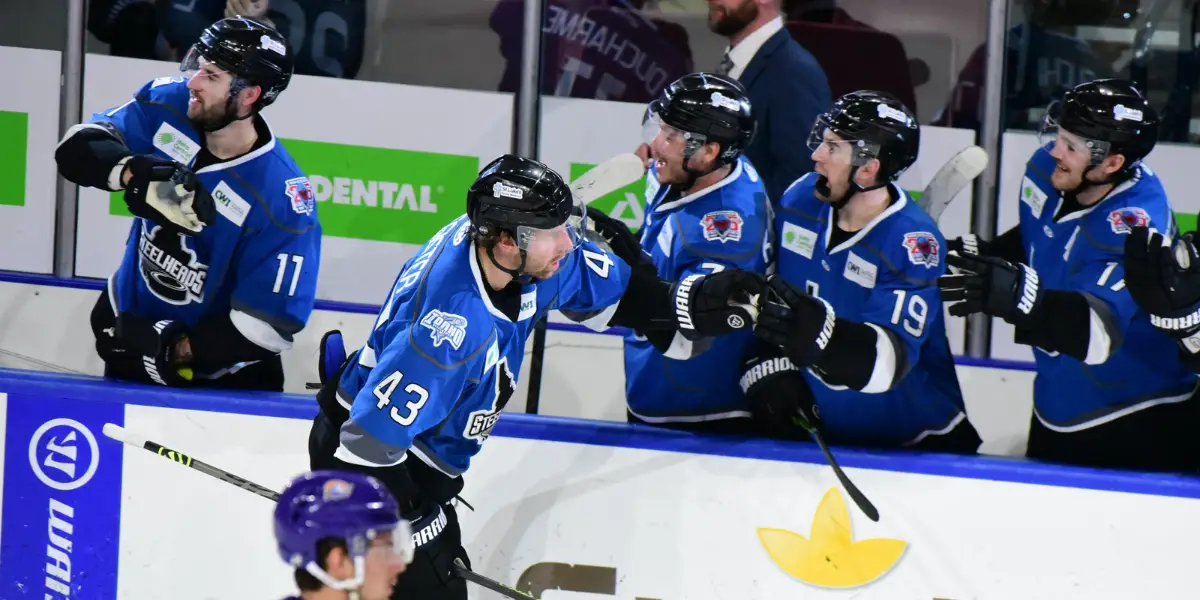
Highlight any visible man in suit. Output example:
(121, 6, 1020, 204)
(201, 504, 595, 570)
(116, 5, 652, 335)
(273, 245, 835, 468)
(709, 0, 831, 203)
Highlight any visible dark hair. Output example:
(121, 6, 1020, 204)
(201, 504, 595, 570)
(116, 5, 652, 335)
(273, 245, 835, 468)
(294, 537, 347, 591)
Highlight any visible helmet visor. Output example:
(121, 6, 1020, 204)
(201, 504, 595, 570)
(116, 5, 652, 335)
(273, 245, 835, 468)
(641, 110, 696, 148)
(1038, 101, 1110, 165)
(515, 201, 588, 256)
(807, 114, 880, 168)
(180, 45, 231, 83)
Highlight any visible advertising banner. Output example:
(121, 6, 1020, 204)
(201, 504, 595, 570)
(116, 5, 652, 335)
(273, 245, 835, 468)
(0, 372, 1197, 599)
(0, 46, 63, 274)
(0, 392, 125, 599)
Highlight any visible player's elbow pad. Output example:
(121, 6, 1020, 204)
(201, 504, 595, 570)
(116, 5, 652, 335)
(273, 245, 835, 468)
(812, 319, 908, 393)
(55, 123, 132, 190)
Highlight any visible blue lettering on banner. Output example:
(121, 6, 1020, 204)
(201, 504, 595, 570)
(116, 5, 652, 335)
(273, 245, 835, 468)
(0, 393, 124, 599)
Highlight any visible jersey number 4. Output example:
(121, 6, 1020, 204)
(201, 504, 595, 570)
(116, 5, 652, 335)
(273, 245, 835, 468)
(373, 371, 430, 426)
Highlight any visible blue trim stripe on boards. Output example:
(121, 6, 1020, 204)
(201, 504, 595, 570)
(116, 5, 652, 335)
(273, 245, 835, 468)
(0, 269, 1038, 370)
(2, 367, 1196, 500)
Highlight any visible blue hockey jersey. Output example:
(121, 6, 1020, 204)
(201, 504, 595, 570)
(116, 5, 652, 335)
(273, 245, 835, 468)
(624, 158, 772, 421)
(1017, 145, 1197, 428)
(772, 174, 969, 446)
(334, 216, 631, 476)
(90, 76, 321, 365)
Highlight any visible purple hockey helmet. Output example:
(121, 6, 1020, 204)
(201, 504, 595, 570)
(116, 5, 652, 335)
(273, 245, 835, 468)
(274, 471, 413, 591)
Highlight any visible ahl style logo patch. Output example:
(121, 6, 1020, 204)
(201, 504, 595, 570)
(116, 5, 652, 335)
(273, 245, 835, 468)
(902, 232, 940, 268)
(700, 210, 744, 243)
(1108, 207, 1150, 235)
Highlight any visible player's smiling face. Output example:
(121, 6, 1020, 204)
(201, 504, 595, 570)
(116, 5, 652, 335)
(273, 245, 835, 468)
(521, 224, 574, 279)
(647, 120, 695, 185)
(810, 130, 854, 201)
(185, 60, 235, 127)
(1047, 128, 1097, 190)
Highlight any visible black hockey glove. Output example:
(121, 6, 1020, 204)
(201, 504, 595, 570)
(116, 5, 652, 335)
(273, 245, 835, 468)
(1124, 226, 1200, 356)
(114, 311, 193, 387)
(670, 269, 765, 340)
(938, 253, 1045, 330)
(586, 206, 644, 267)
(754, 275, 836, 368)
(122, 155, 216, 237)
(740, 344, 819, 440)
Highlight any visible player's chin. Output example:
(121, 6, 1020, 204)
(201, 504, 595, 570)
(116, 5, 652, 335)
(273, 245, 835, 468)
(1050, 169, 1080, 191)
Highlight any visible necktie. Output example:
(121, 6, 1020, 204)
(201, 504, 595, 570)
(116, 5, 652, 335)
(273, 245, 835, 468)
(717, 52, 734, 76)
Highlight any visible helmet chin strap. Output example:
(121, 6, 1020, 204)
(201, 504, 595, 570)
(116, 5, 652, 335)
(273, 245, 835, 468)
(818, 165, 889, 211)
(484, 242, 532, 284)
(1062, 163, 1133, 205)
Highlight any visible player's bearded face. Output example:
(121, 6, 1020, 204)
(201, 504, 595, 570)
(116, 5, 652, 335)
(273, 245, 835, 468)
(811, 134, 854, 202)
(708, 0, 759, 36)
(185, 65, 236, 130)
(520, 224, 574, 279)
(1047, 128, 1097, 190)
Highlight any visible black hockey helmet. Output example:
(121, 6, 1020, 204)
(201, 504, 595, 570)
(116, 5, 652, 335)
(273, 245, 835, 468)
(182, 17, 294, 110)
(1040, 78, 1158, 169)
(467, 154, 587, 277)
(643, 72, 756, 167)
(809, 90, 920, 185)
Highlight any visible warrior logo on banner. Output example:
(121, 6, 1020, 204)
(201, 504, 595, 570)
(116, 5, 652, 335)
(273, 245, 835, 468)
(138, 222, 208, 305)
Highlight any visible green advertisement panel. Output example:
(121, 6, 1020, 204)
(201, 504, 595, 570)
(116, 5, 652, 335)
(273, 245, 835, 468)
(0, 110, 28, 207)
(111, 139, 482, 244)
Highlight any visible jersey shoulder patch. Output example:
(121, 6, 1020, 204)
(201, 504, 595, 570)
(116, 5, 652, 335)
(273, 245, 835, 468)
(878, 203, 947, 278)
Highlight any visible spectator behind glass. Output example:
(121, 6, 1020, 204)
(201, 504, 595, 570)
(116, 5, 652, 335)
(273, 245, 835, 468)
(783, 0, 920, 117)
(154, 0, 366, 79)
(933, 0, 1117, 131)
(708, 0, 831, 204)
(490, 0, 695, 103)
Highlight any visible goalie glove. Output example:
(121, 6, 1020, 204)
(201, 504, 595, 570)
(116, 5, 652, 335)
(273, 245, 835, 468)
(119, 155, 216, 236)
(1124, 226, 1200, 356)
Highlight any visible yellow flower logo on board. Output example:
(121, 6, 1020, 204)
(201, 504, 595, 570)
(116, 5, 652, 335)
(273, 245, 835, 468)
(758, 487, 907, 588)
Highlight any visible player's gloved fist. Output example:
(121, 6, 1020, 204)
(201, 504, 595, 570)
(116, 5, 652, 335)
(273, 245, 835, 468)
(740, 347, 820, 439)
(938, 253, 1045, 329)
(586, 206, 646, 268)
(406, 500, 449, 552)
(946, 234, 987, 274)
(1124, 225, 1200, 353)
(115, 312, 193, 387)
(669, 269, 765, 340)
(754, 275, 836, 368)
(122, 155, 216, 236)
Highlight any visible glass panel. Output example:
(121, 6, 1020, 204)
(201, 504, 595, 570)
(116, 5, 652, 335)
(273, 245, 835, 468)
(83, 0, 515, 89)
(0, 3, 67, 51)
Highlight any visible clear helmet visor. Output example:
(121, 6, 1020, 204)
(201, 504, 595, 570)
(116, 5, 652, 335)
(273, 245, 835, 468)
(807, 114, 881, 168)
(514, 200, 588, 257)
(641, 110, 700, 149)
(304, 520, 415, 594)
(1038, 101, 1110, 165)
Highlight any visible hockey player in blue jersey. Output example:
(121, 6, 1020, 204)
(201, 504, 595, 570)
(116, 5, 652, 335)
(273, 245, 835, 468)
(273, 470, 413, 600)
(939, 79, 1200, 472)
(306, 154, 763, 599)
(56, 17, 321, 391)
(744, 91, 981, 451)
(621, 72, 773, 433)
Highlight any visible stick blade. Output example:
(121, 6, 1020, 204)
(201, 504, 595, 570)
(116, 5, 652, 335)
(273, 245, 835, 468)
(102, 422, 147, 447)
(918, 145, 989, 221)
(570, 153, 646, 205)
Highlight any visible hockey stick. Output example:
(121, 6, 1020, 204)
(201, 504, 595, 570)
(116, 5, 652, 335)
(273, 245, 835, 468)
(731, 296, 879, 521)
(915, 145, 989, 223)
(570, 152, 646, 205)
(101, 423, 536, 600)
